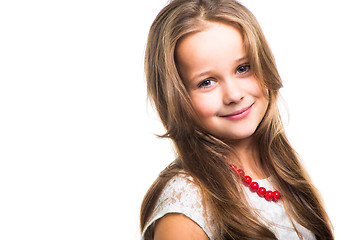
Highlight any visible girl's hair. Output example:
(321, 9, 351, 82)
(140, 0, 333, 239)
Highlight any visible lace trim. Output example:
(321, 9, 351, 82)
(141, 174, 213, 239)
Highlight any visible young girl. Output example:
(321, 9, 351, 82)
(140, 0, 333, 239)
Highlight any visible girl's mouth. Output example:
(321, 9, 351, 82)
(220, 104, 253, 120)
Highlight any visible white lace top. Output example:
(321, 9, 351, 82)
(141, 174, 316, 240)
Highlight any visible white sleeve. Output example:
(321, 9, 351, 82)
(141, 175, 214, 240)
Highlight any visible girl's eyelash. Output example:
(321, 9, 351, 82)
(236, 63, 251, 74)
(198, 79, 215, 88)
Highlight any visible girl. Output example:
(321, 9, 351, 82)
(140, 0, 333, 239)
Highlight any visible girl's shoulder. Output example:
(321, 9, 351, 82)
(158, 174, 204, 214)
(141, 174, 214, 239)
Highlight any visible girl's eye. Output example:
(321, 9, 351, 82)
(198, 79, 215, 88)
(236, 64, 251, 74)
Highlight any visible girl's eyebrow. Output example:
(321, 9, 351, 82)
(236, 56, 248, 63)
(191, 70, 212, 82)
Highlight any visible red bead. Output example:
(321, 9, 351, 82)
(249, 182, 259, 192)
(236, 169, 245, 178)
(227, 164, 280, 202)
(242, 176, 252, 186)
(265, 191, 273, 201)
(257, 187, 266, 197)
(273, 191, 280, 201)
(229, 164, 237, 172)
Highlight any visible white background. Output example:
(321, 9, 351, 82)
(0, 0, 358, 239)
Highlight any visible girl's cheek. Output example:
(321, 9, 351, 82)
(191, 93, 219, 117)
(251, 79, 266, 97)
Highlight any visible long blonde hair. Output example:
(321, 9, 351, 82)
(140, 0, 333, 239)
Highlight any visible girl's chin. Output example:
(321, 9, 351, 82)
(213, 131, 256, 142)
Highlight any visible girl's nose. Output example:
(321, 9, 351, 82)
(222, 78, 244, 105)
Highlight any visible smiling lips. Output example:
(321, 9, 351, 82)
(220, 104, 253, 120)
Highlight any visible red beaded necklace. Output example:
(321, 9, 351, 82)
(228, 164, 280, 202)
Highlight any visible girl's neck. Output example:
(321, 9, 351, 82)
(227, 137, 266, 180)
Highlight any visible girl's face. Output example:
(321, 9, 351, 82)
(176, 22, 269, 141)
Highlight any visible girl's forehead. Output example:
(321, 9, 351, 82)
(176, 21, 247, 58)
(177, 22, 244, 55)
